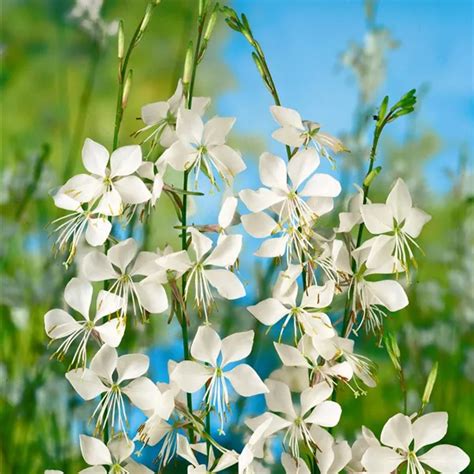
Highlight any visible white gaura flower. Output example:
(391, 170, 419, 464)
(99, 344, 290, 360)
(51, 190, 112, 264)
(137, 160, 165, 208)
(240, 150, 340, 263)
(136, 79, 210, 151)
(360, 178, 431, 272)
(239, 417, 273, 474)
(247, 264, 336, 342)
(310, 425, 351, 474)
(78, 434, 153, 474)
(176, 434, 239, 474)
(66, 344, 158, 434)
(335, 185, 366, 233)
(361, 412, 470, 473)
(270, 105, 347, 163)
(181, 228, 245, 321)
(171, 326, 268, 433)
(44, 277, 124, 368)
(246, 379, 341, 458)
(160, 108, 246, 186)
(334, 238, 408, 334)
(347, 426, 380, 473)
(60, 138, 151, 216)
(83, 238, 168, 320)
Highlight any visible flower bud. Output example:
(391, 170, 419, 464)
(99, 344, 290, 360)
(118, 20, 124, 60)
(422, 361, 438, 406)
(204, 9, 217, 42)
(183, 42, 193, 88)
(384, 332, 401, 372)
(122, 69, 133, 108)
(139, 3, 154, 34)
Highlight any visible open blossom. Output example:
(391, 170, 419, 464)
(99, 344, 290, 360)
(60, 138, 151, 216)
(66, 344, 158, 434)
(137, 79, 210, 150)
(83, 238, 168, 319)
(270, 105, 347, 163)
(361, 412, 470, 473)
(247, 264, 336, 341)
(160, 108, 246, 186)
(240, 149, 340, 263)
(311, 425, 352, 474)
(78, 434, 152, 474)
(360, 178, 431, 271)
(44, 277, 124, 368)
(171, 326, 268, 433)
(335, 185, 366, 233)
(177, 434, 238, 473)
(247, 379, 341, 458)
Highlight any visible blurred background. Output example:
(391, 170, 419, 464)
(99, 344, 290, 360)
(1, 0, 473, 472)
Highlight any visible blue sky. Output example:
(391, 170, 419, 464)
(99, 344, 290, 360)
(217, 0, 473, 190)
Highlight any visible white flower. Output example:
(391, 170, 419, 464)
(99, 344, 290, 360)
(270, 105, 346, 163)
(246, 379, 341, 458)
(239, 417, 273, 474)
(361, 412, 470, 473)
(360, 178, 431, 271)
(347, 426, 380, 473)
(137, 160, 165, 207)
(281, 452, 310, 474)
(51, 191, 112, 263)
(78, 434, 153, 473)
(44, 277, 124, 367)
(160, 109, 246, 186)
(83, 238, 168, 319)
(60, 138, 151, 216)
(240, 150, 340, 263)
(310, 425, 351, 474)
(171, 326, 268, 433)
(247, 264, 335, 341)
(335, 185, 366, 233)
(66, 344, 158, 434)
(334, 238, 408, 334)
(180, 228, 245, 321)
(176, 434, 239, 473)
(70, 0, 118, 41)
(137, 79, 210, 150)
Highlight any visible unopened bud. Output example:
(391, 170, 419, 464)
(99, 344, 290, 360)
(118, 20, 124, 60)
(122, 69, 133, 108)
(422, 362, 438, 406)
(183, 42, 193, 87)
(139, 3, 153, 33)
(204, 9, 218, 42)
(384, 332, 401, 372)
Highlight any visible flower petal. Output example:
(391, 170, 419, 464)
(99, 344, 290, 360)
(171, 361, 213, 392)
(241, 212, 277, 238)
(301, 281, 335, 309)
(110, 145, 142, 177)
(225, 364, 268, 397)
(412, 412, 448, 452)
(273, 342, 310, 368)
(403, 207, 431, 238)
(86, 217, 111, 247)
(95, 290, 123, 320)
(361, 446, 404, 473)
(117, 353, 149, 382)
(189, 228, 213, 260)
(80, 434, 112, 466)
(114, 176, 152, 205)
(135, 281, 168, 314)
(418, 444, 470, 472)
(94, 319, 125, 348)
(62, 174, 103, 203)
(66, 368, 107, 400)
(300, 173, 341, 198)
(44, 309, 81, 339)
(122, 377, 159, 411)
(204, 234, 242, 267)
(272, 126, 305, 147)
(160, 140, 197, 171)
(90, 344, 118, 382)
(300, 381, 333, 416)
(82, 138, 109, 177)
(107, 238, 138, 273)
(288, 148, 320, 190)
(265, 379, 296, 419)
(247, 298, 289, 326)
(386, 178, 412, 223)
(367, 280, 408, 312)
(191, 325, 221, 366)
(208, 144, 246, 181)
(270, 105, 304, 129)
(239, 188, 285, 213)
(306, 400, 341, 427)
(176, 108, 204, 145)
(380, 413, 413, 451)
(107, 437, 134, 464)
(83, 251, 118, 281)
(95, 188, 122, 216)
(360, 203, 393, 234)
(218, 196, 238, 229)
(221, 330, 254, 366)
(204, 269, 246, 300)
(64, 277, 92, 320)
(141, 101, 169, 125)
(203, 116, 235, 146)
(254, 235, 288, 258)
(259, 152, 288, 190)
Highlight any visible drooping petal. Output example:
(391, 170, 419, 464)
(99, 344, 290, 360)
(287, 148, 320, 190)
(94, 319, 125, 348)
(264, 379, 296, 419)
(239, 188, 285, 213)
(52, 189, 82, 211)
(418, 444, 470, 472)
(218, 196, 238, 229)
(141, 101, 169, 125)
(273, 342, 310, 368)
(367, 280, 408, 312)
(114, 176, 152, 205)
(90, 344, 118, 382)
(403, 207, 431, 238)
(95, 290, 123, 320)
(110, 145, 142, 178)
(412, 411, 448, 452)
(360, 203, 393, 234)
(361, 446, 404, 473)
(80, 434, 112, 466)
(380, 413, 413, 451)
(44, 309, 82, 339)
(64, 277, 92, 320)
(270, 105, 304, 129)
(107, 238, 138, 273)
(176, 108, 204, 145)
(225, 364, 268, 396)
(203, 116, 235, 146)
(176, 434, 199, 468)
(272, 126, 305, 147)
(254, 235, 289, 258)
(82, 138, 109, 177)
(83, 251, 118, 281)
(306, 400, 341, 427)
(122, 377, 160, 411)
(204, 234, 242, 267)
(241, 212, 277, 238)
(386, 178, 412, 223)
(259, 152, 288, 190)
(95, 188, 122, 216)
(171, 361, 213, 392)
(204, 269, 246, 300)
(117, 354, 149, 382)
(135, 281, 168, 314)
(247, 298, 289, 326)
(107, 436, 134, 464)
(191, 325, 221, 366)
(300, 173, 341, 197)
(86, 217, 112, 247)
(221, 330, 254, 367)
(66, 368, 107, 400)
